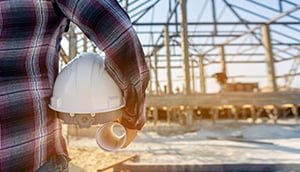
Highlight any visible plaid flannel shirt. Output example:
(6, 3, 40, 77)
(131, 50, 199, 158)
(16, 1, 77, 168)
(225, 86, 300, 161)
(0, 0, 149, 171)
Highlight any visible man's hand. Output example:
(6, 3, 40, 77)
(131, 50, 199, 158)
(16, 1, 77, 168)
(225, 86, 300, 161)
(113, 117, 139, 148)
(122, 127, 138, 148)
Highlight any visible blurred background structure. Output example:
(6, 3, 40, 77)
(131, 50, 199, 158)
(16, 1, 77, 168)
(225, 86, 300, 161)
(61, 0, 300, 124)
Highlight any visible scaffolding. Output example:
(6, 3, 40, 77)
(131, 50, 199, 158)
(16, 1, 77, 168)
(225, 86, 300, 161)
(62, 0, 300, 93)
(61, 0, 300, 123)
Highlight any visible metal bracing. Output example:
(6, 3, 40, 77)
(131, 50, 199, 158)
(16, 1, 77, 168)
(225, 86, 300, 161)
(61, 0, 300, 93)
(283, 50, 300, 88)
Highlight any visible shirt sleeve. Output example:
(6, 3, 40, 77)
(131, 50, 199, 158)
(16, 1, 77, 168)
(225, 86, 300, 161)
(55, 0, 150, 130)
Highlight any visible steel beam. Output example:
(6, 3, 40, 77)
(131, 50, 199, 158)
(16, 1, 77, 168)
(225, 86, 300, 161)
(146, 92, 300, 107)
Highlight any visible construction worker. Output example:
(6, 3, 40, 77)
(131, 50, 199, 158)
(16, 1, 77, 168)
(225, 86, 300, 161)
(0, 0, 150, 171)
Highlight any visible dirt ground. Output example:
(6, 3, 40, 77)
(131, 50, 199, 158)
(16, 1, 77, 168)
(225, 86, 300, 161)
(67, 118, 300, 172)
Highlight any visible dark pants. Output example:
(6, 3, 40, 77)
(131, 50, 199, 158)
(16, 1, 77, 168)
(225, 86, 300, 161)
(36, 155, 69, 172)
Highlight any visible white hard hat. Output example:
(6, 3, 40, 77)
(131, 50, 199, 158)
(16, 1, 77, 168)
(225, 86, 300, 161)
(49, 52, 125, 115)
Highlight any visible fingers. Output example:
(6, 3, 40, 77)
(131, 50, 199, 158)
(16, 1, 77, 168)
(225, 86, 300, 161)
(122, 128, 138, 148)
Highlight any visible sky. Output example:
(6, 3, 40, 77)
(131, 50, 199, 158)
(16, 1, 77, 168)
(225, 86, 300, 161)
(128, 0, 300, 93)
(61, 0, 300, 93)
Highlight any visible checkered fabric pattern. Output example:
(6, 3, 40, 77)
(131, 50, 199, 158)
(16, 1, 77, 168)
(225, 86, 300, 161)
(0, 0, 149, 171)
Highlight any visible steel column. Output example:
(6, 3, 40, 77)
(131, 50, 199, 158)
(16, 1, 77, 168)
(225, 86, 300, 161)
(153, 49, 159, 94)
(220, 45, 227, 74)
(180, 0, 191, 95)
(199, 55, 206, 93)
(262, 24, 277, 92)
(69, 23, 77, 60)
(164, 25, 173, 94)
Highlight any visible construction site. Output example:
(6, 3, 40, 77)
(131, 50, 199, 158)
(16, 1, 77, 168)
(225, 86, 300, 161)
(59, 0, 300, 171)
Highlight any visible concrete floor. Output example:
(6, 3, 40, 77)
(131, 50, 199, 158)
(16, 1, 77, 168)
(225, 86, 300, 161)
(68, 119, 300, 172)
